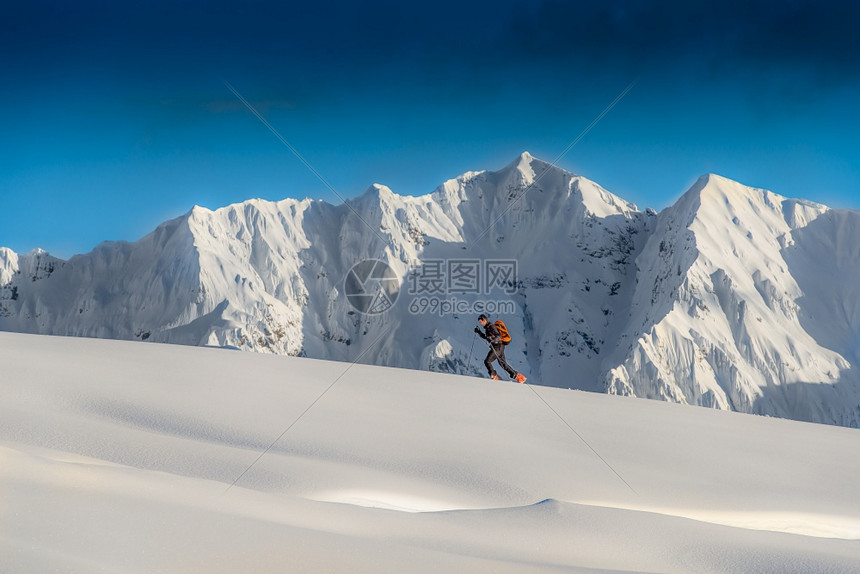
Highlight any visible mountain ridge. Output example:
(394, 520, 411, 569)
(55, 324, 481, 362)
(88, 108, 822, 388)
(2, 153, 859, 427)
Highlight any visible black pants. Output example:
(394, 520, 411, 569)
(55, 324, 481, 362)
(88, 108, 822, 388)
(485, 343, 517, 378)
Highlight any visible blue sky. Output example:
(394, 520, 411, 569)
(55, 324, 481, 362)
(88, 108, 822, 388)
(2, 1, 858, 258)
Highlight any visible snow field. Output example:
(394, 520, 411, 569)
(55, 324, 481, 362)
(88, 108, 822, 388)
(2, 331, 859, 572)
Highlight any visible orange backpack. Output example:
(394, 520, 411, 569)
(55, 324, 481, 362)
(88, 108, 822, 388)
(494, 320, 511, 344)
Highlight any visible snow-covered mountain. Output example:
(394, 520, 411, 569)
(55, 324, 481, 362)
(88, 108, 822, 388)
(2, 152, 859, 427)
(606, 174, 860, 427)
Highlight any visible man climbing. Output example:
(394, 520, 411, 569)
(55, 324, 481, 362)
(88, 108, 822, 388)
(474, 314, 527, 383)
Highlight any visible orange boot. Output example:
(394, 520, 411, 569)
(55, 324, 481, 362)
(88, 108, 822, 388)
(515, 373, 527, 384)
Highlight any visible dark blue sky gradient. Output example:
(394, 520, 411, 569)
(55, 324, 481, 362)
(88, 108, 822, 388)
(2, 1, 859, 257)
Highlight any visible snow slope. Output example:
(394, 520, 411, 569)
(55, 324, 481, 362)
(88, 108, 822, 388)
(2, 153, 859, 427)
(1, 332, 859, 573)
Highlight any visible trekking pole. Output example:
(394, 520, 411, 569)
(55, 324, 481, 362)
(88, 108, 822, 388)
(466, 331, 477, 369)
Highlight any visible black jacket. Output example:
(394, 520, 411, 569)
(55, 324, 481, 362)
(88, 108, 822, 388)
(477, 322, 502, 345)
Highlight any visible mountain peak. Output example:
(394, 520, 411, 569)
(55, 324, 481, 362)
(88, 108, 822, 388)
(692, 173, 784, 204)
(683, 173, 826, 229)
(509, 150, 553, 173)
(501, 151, 581, 184)
(492, 151, 561, 191)
(369, 183, 394, 196)
(676, 173, 781, 217)
(354, 183, 397, 204)
(497, 151, 536, 179)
